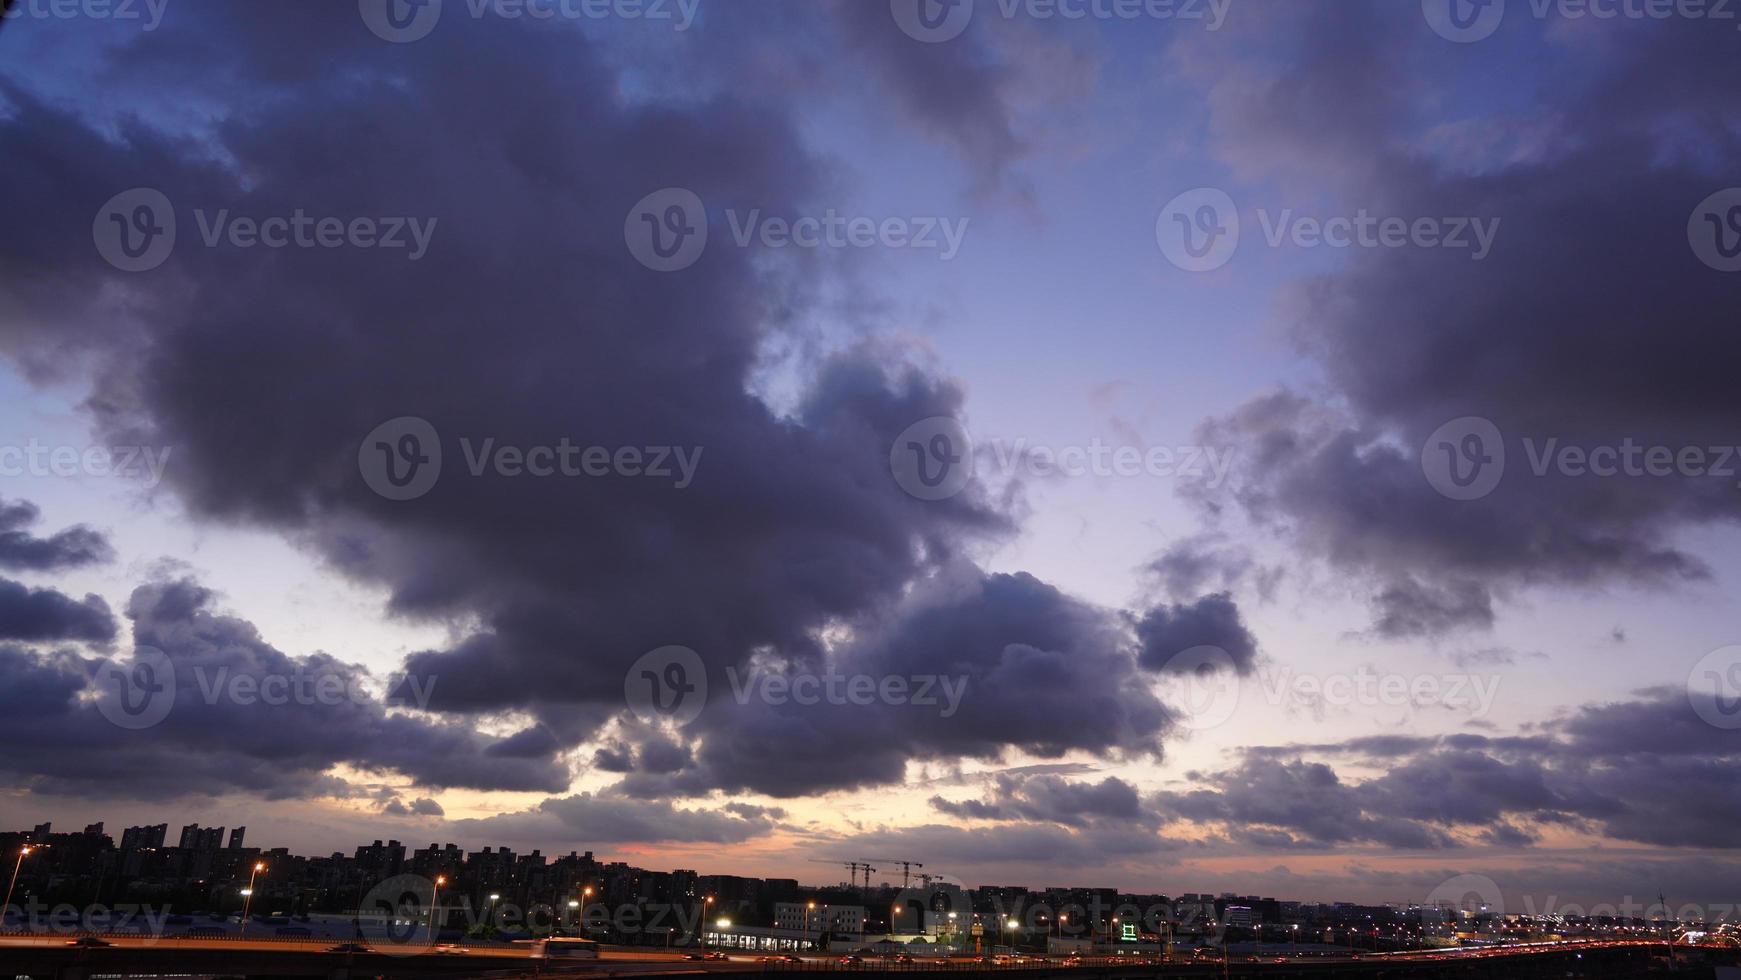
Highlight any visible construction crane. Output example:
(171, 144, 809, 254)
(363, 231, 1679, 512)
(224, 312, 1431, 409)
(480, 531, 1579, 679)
(808, 859, 877, 892)
(879, 860, 925, 889)
(916, 871, 946, 888)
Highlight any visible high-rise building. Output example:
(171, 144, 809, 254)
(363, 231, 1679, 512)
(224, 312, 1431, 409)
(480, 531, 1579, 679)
(228, 827, 246, 850)
(178, 823, 225, 850)
(121, 824, 168, 851)
(83, 822, 104, 836)
(354, 839, 405, 881)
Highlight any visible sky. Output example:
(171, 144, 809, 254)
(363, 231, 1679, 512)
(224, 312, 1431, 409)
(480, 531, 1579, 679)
(1, 0, 1739, 913)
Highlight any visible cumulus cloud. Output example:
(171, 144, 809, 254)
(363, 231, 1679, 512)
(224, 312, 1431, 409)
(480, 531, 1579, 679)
(0, 576, 116, 643)
(0, 575, 569, 800)
(1174, 3, 1741, 636)
(612, 566, 1174, 799)
(453, 792, 779, 845)
(1131, 592, 1258, 675)
(1157, 690, 1741, 851)
(0, 498, 113, 572)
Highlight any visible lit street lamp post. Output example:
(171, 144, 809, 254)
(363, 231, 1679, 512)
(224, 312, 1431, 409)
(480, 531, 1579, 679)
(430, 876, 446, 943)
(238, 862, 266, 937)
(4, 846, 33, 923)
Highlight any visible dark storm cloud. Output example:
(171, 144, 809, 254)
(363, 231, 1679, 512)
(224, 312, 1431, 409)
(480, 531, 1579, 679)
(382, 796, 445, 818)
(830, 0, 1028, 195)
(1130, 592, 1258, 674)
(0, 1, 1175, 810)
(932, 771, 1146, 828)
(1176, 3, 1741, 635)
(0, 575, 569, 800)
(1143, 533, 1269, 602)
(1370, 578, 1494, 639)
(0, 498, 113, 571)
(0, 576, 116, 643)
(453, 791, 778, 845)
(1159, 691, 1741, 851)
(930, 796, 1005, 820)
(612, 567, 1173, 799)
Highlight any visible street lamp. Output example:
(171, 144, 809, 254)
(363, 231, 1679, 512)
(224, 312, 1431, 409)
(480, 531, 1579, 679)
(1006, 918, 1018, 953)
(807, 901, 818, 951)
(3, 846, 32, 923)
(431, 876, 446, 942)
(239, 862, 266, 937)
(488, 893, 501, 932)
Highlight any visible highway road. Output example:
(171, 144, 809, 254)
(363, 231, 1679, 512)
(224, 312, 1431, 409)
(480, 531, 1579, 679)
(0, 933, 1683, 963)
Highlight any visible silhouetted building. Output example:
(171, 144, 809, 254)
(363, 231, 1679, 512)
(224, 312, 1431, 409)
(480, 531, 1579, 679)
(121, 823, 167, 851)
(179, 823, 225, 850)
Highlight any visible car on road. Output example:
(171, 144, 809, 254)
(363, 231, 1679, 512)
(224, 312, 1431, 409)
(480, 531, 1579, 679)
(65, 936, 113, 947)
(433, 943, 472, 955)
(838, 954, 863, 965)
(325, 942, 369, 953)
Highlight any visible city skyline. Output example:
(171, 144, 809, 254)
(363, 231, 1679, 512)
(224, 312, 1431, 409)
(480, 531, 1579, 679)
(2, 815, 1713, 925)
